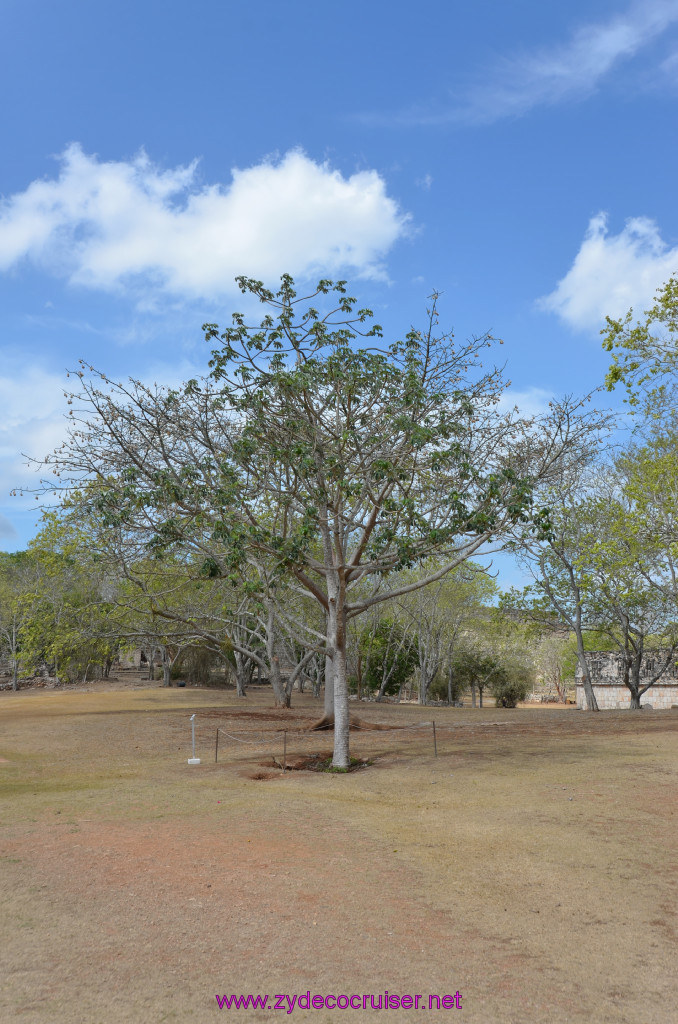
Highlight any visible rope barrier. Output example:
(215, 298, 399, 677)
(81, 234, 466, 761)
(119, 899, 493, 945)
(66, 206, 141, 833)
(216, 728, 264, 745)
(207, 718, 512, 741)
(210, 719, 436, 740)
(211, 717, 442, 764)
(203, 712, 530, 767)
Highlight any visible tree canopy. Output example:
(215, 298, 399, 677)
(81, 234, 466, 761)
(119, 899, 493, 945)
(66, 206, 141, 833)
(602, 274, 678, 412)
(41, 274, 605, 762)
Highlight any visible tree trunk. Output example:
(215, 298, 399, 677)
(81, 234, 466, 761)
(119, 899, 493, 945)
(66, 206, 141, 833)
(312, 658, 322, 698)
(627, 658, 642, 709)
(376, 669, 392, 702)
(234, 651, 249, 697)
(310, 654, 335, 728)
(324, 653, 335, 717)
(332, 647, 350, 766)
(418, 667, 428, 706)
(575, 642, 599, 711)
(265, 603, 290, 707)
(269, 656, 289, 707)
(470, 681, 477, 708)
(572, 594, 599, 710)
(329, 581, 349, 769)
(324, 653, 334, 715)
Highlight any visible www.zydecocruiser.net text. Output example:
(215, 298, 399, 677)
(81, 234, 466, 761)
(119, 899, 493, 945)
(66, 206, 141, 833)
(215, 991, 463, 1012)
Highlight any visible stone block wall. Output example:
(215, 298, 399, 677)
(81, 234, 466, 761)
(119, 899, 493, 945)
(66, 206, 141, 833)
(575, 682, 678, 709)
(575, 651, 678, 709)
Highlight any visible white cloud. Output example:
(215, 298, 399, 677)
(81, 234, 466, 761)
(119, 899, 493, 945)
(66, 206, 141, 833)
(0, 354, 220, 518)
(0, 363, 69, 503)
(0, 146, 409, 300)
(538, 213, 678, 331)
(498, 387, 554, 419)
(366, 0, 678, 125)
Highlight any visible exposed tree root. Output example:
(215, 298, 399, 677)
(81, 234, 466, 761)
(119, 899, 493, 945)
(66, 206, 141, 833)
(308, 713, 402, 732)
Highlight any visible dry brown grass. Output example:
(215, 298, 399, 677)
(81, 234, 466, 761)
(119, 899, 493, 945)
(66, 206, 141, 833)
(1, 684, 677, 1023)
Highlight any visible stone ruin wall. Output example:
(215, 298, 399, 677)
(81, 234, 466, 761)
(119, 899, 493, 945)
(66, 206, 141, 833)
(575, 652, 678, 709)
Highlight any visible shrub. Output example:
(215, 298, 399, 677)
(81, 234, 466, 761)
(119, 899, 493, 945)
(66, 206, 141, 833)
(491, 675, 531, 708)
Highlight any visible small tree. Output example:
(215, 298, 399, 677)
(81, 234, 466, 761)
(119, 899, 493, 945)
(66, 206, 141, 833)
(490, 664, 532, 707)
(17, 523, 119, 684)
(395, 561, 497, 705)
(0, 552, 40, 689)
(510, 446, 678, 710)
(505, 463, 605, 711)
(569, 471, 678, 709)
(444, 646, 498, 707)
(358, 618, 418, 699)
(533, 632, 570, 703)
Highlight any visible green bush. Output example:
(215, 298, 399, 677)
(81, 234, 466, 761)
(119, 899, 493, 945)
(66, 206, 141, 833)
(491, 675, 531, 708)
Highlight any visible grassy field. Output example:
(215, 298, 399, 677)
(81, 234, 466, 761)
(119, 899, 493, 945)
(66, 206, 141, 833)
(1, 683, 677, 1023)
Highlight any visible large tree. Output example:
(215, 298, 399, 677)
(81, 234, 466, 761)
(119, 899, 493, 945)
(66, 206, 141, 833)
(46, 275, 598, 766)
(503, 460, 605, 711)
(579, 449, 678, 709)
(602, 274, 678, 413)
(508, 448, 678, 710)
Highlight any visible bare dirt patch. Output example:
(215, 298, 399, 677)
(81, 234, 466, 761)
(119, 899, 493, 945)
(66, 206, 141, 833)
(1, 687, 677, 1023)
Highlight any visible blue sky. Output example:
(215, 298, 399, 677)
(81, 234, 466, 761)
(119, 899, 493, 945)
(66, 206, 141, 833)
(1, 0, 677, 582)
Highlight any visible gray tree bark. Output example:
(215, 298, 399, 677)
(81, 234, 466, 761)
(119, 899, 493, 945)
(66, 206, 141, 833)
(323, 652, 335, 716)
(162, 647, 172, 687)
(575, 635, 599, 711)
(328, 574, 349, 768)
(233, 650, 252, 697)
